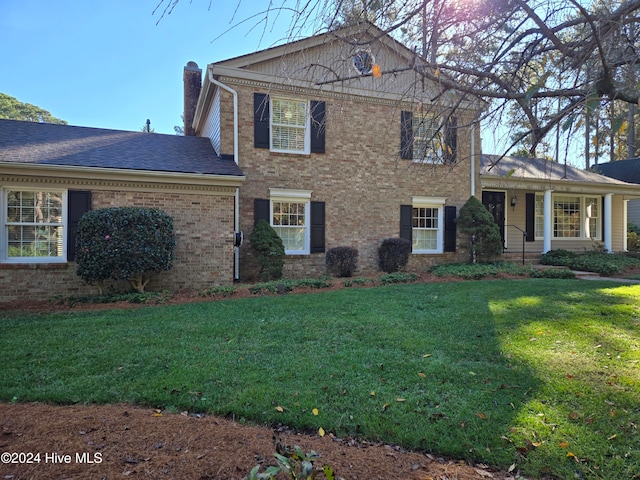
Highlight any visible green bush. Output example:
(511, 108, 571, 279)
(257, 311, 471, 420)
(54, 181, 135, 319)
(250, 220, 285, 281)
(628, 231, 640, 252)
(378, 238, 411, 273)
(326, 246, 358, 277)
(76, 207, 175, 293)
(456, 196, 503, 264)
(540, 250, 640, 276)
(378, 272, 419, 284)
(530, 268, 576, 279)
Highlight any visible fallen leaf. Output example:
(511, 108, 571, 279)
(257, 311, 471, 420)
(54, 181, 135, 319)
(382, 403, 390, 411)
(152, 413, 163, 417)
(566, 374, 574, 379)
(508, 463, 516, 472)
(558, 442, 570, 448)
(608, 434, 617, 440)
(312, 408, 319, 416)
(422, 354, 432, 358)
(318, 427, 325, 437)
(476, 412, 487, 419)
(396, 398, 406, 402)
(275, 406, 284, 412)
(370, 391, 376, 396)
(469, 371, 477, 376)
(418, 372, 427, 378)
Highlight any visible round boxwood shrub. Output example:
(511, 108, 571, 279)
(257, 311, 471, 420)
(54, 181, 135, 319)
(250, 220, 285, 281)
(378, 238, 411, 273)
(326, 246, 359, 277)
(76, 207, 175, 293)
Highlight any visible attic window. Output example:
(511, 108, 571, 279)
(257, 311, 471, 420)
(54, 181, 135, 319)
(353, 50, 374, 75)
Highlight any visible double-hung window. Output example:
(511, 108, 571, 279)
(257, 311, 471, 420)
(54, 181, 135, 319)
(412, 112, 442, 163)
(270, 189, 311, 254)
(270, 97, 310, 154)
(2, 189, 67, 262)
(534, 194, 601, 240)
(411, 197, 445, 254)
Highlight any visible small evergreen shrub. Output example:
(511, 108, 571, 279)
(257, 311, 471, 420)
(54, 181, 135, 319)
(378, 272, 419, 284)
(326, 246, 358, 277)
(530, 268, 576, 279)
(455, 196, 503, 264)
(250, 220, 285, 281)
(378, 238, 411, 273)
(540, 249, 578, 266)
(76, 207, 175, 294)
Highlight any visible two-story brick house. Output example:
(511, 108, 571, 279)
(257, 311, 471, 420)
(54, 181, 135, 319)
(187, 23, 481, 279)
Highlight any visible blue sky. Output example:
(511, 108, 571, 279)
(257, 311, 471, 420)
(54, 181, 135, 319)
(0, 0, 297, 135)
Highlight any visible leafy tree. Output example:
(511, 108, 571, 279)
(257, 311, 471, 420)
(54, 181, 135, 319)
(155, 0, 640, 164)
(76, 207, 175, 294)
(250, 220, 285, 281)
(455, 196, 503, 264)
(0, 92, 67, 124)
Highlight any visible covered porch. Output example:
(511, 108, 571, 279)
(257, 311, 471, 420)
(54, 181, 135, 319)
(480, 155, 640, 256)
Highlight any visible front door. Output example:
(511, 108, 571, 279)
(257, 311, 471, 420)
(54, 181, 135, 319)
(482, 191, 505, 248)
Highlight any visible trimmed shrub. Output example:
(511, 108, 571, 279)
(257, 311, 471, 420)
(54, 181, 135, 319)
(326, 246, 359, 277)
(540, 249, 578, 266)
(250, 220, 285, 281)
(455, 196, 503, 264)
(76, 207, 175, 293)
(378, 238, 411, 273)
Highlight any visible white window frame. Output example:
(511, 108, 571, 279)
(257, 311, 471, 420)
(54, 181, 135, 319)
(534, 194, 601, 241)
(412, 112, 443, 164)
(269, 188, 312, 255)
(270, 97, 310, 155)
(411, 196, 445, 254)
(1, 187, 68, 263)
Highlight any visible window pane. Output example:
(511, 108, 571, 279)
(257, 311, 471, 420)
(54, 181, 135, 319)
(554, 196, 580, 238)
(413, 114, 441, 162)
(412, 206, 440, 251)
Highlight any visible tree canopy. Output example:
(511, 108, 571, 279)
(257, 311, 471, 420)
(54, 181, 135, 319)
(0, 93, 67, 124)
(155, 0, 640, 164)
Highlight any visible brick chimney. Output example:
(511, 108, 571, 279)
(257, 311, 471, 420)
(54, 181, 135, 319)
(183, 61, 202, 136)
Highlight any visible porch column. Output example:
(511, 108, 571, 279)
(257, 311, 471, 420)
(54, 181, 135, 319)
(604, 193, 613, 253)
(623, 199, 629, 251)
(543, 189, 552, 253)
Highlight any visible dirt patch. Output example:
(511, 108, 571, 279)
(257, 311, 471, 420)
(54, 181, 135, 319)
(0, 403, 519, 480)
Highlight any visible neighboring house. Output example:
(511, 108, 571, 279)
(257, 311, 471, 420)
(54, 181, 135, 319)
(480, 154, 640, 257)
(0, 119, 244, 302)
(592, 158, 640, 227)
(186, 23, 482, 280)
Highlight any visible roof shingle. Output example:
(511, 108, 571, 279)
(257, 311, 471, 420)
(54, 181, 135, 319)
(0, 119, 243, 177)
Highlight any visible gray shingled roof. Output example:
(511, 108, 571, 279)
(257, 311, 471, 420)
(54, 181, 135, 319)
(481, 154, 632, 186)
(0, 119, 243, 177)
(593, 158, 640, 185)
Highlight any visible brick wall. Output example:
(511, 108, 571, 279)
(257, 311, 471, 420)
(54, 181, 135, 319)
(0, 188, 236, 303)
(218, 82, 481, 280)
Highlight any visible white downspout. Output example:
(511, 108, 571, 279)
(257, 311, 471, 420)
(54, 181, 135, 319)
(604, 193, 613, 253)
(208, 68, 241, 280)
(470, 121, 476, 197)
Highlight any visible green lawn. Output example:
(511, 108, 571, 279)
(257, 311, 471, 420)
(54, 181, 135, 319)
(1, 279, 639, 479)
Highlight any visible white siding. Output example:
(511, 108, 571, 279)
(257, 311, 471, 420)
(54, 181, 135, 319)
(203, 88, 221, 155)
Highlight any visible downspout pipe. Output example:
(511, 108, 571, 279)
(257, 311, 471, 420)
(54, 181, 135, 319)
(470, 121, 476, 197)
(208, 68, 241, 280)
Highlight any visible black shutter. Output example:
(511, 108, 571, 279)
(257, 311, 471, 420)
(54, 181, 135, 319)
(310, 201, 325, 253)
(525, 193, 535, 242)
(67, 190, 92, 261)
(310, 101, 326, 154)
(444, 116, 457, 163)
(400, 205, 413, 244)
(400, 111, 413, 160)
(254, 93, 270, 149)
(254, 198, 270, 225)
(444, 205, 457, 252)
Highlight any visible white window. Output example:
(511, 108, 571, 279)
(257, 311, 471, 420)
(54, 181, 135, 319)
(535, 194, 601, 240)
(413, 112, 442, 163)
(2, 188, 67, 262)
(270, 189, 311, 254)
(270, 97, 310, 154)
(412, 196, 445, 253)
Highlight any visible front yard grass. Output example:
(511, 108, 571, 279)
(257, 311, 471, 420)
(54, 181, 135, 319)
(1, 278, 638, 479)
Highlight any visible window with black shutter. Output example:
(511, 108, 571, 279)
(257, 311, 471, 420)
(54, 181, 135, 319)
(67, 190, 92, 261)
